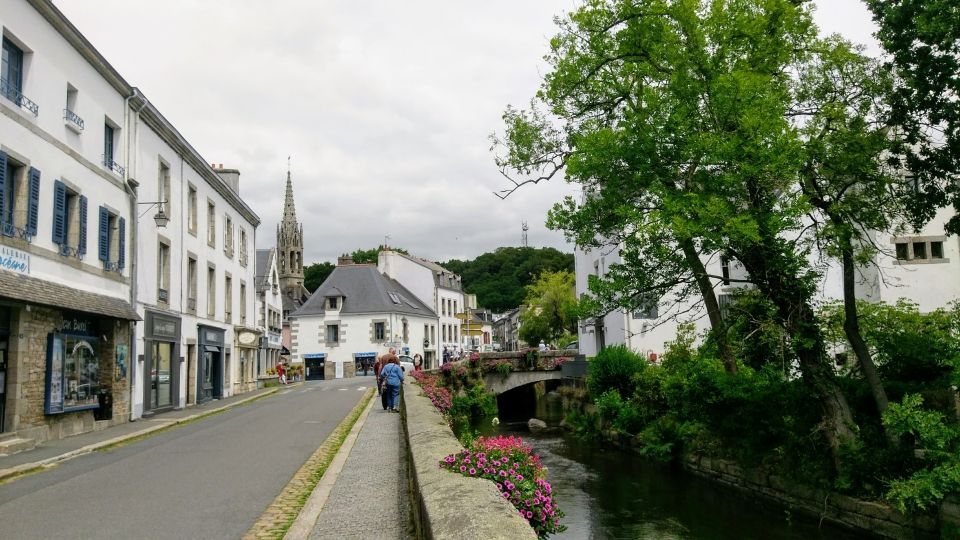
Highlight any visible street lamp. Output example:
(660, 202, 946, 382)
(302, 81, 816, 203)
(138, 200, 169, 228)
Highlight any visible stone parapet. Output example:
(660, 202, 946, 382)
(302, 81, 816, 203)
(401, 377, 537, 540)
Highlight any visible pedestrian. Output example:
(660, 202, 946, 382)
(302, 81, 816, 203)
(276, 360, 286, 385)
(373, 356, 384, 397)
(377, 348, 399, 410)
(413, 353, 423, 372)
(538, 340, 548, 352)
(442, 347, 450, 365)
(379, 354, 404, 412)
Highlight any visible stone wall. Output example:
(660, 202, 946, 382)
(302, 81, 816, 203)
(401, 377, 537, 540)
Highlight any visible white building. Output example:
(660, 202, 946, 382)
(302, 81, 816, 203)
(255, 248, 283, 377)
(378, 250, 464, 367)
(0, 0, 142, 447)
(290, 260, 436, 379)
(575, 208, 960, 359)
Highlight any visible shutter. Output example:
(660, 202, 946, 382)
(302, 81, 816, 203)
(78, 195, 88, 255)
(98, 206, 109, 262)
(52, 180, 66, 244)
(0, 152, 6, 229)
(117, 217, 126, 270)
(26, 166, 39, 236)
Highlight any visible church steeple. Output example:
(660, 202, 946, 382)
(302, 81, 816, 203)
(277, 161, 304, 290)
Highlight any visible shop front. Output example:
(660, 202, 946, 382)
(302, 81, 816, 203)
(142, 311, 181, 415)
(354, 352, 376, 376)
(197, 325, 225, 403)
(235, 328, 261, 394)
(304, 352, 326, 381)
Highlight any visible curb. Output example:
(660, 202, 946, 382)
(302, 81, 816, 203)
(0, 387, 282, 483)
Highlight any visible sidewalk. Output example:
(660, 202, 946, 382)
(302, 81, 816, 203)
(0, 384, 287, 482)
(307, 398, 414, 539)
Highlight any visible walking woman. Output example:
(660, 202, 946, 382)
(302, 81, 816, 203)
(379, 357, 404, 412)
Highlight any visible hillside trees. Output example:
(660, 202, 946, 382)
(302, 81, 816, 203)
(493, 0, 886, 461)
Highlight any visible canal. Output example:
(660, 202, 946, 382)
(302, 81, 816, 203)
(483, 384, 872, 539)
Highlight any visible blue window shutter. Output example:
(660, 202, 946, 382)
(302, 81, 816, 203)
(26, 166, 39, 236)
(0, 152, 6, 229)
(98, 206, 109, 262)
(52, 180, 66, 244)
(117, 217, 126, 270)
(78, 195, 88, 255)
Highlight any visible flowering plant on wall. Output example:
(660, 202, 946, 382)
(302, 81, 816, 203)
(410, 371, 452, 414)
(440, 435, 567, 538)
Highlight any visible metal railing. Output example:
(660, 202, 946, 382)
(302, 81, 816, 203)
(63, 108, 84, 130)
(103, 260, 122, 272)
(102, 155, 125, 176)
(1, 79, 38, 116)
(58, 243, 83, 259)
(2, 221, 33, 243)
(158, 288, 169, 303)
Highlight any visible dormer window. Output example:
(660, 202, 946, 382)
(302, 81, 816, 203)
(327, 296, 339, 310)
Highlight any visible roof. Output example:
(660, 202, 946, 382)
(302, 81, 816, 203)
(254, 249, 274, 290)
(389, 251, 462, 291)
(292, 265, 437, 318)
(282, 284, 311, 313)
(0, 271, 140, 321)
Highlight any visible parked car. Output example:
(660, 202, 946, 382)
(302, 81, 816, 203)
(563, 341, 579, 351)
(398, 355, 416, 373)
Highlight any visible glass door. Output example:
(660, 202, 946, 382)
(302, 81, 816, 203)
(200, 350, 213, 402)
(151, 342, 173, 409)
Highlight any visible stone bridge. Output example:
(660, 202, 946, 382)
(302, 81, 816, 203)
(475, 349, 576, 395)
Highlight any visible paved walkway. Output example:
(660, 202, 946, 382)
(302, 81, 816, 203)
(0, 385, 285, 480)
(309, 403, 414, 539)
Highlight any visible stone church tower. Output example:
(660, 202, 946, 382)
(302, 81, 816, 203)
(277, 169, 304, 290)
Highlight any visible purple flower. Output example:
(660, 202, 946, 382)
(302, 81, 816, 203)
(459, 465, 467, 473)
(496, 483, 503, 490)
(516, 474, 524, 482)
(499, 470, 508, 478)
(469, 468, 476, 475)
(525, 511, 533, 519)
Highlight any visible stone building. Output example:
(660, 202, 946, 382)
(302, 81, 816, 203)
(255, 247, 283, 377)
(277, 171, 310, 354)
(0, 0, 141, 451)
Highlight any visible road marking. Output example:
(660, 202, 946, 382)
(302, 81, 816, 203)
(337, 388, 348, 391)
(356, 387, 367, 391)
(280, 390, 293, 395)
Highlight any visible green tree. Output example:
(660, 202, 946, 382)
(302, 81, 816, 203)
(303, 262, 335, 293)
(494, 0, 861, 459)
(518, 270, 577, 346)
(346, 245, 407, 264)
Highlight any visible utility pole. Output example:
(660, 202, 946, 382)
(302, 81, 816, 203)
(522, 221, 528, 247)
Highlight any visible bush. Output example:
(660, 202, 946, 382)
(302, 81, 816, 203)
(587, 345, 646, 399)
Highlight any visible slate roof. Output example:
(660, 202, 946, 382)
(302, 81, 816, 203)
(254, 248, 273, 290)
(282, 284, 311, 313)
(0, 270, 140, 320)
(292, 265, 436, 318)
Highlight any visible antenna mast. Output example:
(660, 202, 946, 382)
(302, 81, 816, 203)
(522, 221, 529, 247)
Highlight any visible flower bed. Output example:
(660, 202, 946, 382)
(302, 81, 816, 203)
(441, 435, 566, 538)
(410, 371, 452, 414)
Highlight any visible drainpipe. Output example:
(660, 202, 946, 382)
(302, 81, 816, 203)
(123, 88, 148, 420)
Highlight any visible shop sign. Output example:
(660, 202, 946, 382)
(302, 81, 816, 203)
(267, 332, 281, 346)
(59, 315, 96, 336)
(153, 320, 178, 339)
(0, 246, 29, 275)
(303, 353, 327, 359)
(238, 331, 257, 346)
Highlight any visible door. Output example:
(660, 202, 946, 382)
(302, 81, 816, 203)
(335, 361, 343, 379)
(0, 337, 7, 432)
(305, 358, 324, 381)
(199, 349, 215, 402)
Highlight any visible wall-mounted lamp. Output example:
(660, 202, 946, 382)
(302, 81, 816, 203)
(138, 200, 169, 228)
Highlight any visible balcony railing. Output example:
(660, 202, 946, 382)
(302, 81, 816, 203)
(158, 288, 169, 303)
(2, 221, 33, 243)
(103, 260, 121, 273)
(63, 108, 84, 131)
(58, 243, 82, 259)
(1, 79, 38, 117)
(102, 155, 125, 177)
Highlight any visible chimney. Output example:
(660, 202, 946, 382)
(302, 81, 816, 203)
(337, 256, 354, 266)
(212, 164, 241, 194)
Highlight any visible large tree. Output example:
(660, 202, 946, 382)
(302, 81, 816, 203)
(495, 0, 862, 459)
(518, 270, 578, 346)
(303, 262, 335, 293)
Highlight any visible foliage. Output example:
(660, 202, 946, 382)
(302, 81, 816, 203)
(586, 345, 646, 400)
(411, 371, 453, 414)
(344, 245, 408, 265)
(441, 247, 574, 312)
(449, 385, 499, 438)
(722, 290, 793, 372)
(518, 270, 577, 346)
(303, 262, 335, 293)
(440, 435, 567, 538)
(882, 394, 960, 512)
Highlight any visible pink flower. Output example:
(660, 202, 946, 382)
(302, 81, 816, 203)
(469, 468, 476, 475)
(459, 465, 466, 472)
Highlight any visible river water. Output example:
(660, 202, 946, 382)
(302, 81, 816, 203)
(482, 389, 872, 540)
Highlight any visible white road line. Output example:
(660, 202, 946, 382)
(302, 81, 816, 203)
(356, 387, 367, 391)
(337, 388, 348, 391)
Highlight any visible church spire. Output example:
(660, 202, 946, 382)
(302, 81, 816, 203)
(282, 157, 297, 227)
(277, 159, 304, 289)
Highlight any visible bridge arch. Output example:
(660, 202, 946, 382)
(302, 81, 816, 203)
(483, 371, 562, 395)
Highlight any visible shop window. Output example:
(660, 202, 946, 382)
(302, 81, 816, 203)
(45, 332, 100, 414)
(0, 151, 39, 241)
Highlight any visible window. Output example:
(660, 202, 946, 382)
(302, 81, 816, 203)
(895, 237, 949, 264)
(374, 322, 385, 341)
(187, 257, 197, 313)
(895, 242, 909, 261)
(207, 200, 216, 247)
(632, 295, 659, 320)
(97, 206, 125, 272)
(0, 37, 34, 116)
(64, 83, 83, 132)
(187, 185, 197, 235)
(44, 332, 101, 414)
(0, 152, 39, 241)
(224, 214, 233, 257)
(913, 241, 927, 260)
(207, 265, 216, 317)
(158, 241, 170, 304)
(102, 122, 122, 174)
(327, 297, 339, 310)
(238, 228, 248, 266)
(239, 282, 247, 324)
(52, 180, 86, 258)
(326, 324, 339, 343)
(158, 161, 171, 219)
(931, 241, 944, 259)
(720, 256, 730, 286)
(224, 274, 233, 323)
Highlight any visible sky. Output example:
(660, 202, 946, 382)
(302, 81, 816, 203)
(55, 0, 881, 264)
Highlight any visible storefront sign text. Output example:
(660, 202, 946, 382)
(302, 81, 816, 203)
(0, 246, 29, 275)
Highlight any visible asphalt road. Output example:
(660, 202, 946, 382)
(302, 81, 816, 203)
(0, 376, 373, 540)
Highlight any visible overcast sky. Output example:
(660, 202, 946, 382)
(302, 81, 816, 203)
(55, 0, 880, 264)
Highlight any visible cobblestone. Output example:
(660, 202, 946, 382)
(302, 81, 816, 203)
(310, 407, 414, 540)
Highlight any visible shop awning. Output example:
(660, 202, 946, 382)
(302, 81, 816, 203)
(280, 345, 291, 356)
(354, 352, 377, 358)
(303, 353, 327, 359)
(0, 270, 140, 320)
(204, 345, 221, 352)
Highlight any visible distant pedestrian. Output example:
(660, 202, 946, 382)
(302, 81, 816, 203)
(442, 347, 450, 365)
(538, 340, 547, 352)
(380, 356, 404, 412)
(374, 357, 384, 396)
(276, 361, 287, 385)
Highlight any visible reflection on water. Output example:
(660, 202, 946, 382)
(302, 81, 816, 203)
(483, 388, 871, 540)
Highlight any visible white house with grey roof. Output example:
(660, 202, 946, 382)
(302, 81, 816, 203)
(290, 260, 436, 380)
(255, 248, 283, 378)
(378, 250, 464, 368)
